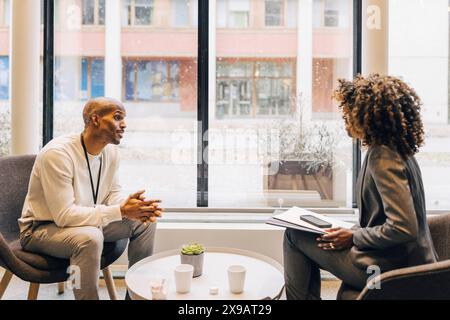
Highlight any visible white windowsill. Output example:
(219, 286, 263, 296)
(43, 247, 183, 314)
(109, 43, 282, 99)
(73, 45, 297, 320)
(158, 208, 359, 225)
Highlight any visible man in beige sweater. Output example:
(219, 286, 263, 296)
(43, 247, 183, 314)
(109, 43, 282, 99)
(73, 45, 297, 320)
(19, 97, 162, 300)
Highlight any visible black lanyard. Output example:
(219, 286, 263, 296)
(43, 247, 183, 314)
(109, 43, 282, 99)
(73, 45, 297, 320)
(80, 134, 102, 205)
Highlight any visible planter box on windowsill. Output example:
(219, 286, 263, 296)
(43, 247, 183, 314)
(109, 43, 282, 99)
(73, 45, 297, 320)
(263, 160, 333, 205)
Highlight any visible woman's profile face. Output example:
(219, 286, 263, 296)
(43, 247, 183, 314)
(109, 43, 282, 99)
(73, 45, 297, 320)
(343, 110, 364, 140)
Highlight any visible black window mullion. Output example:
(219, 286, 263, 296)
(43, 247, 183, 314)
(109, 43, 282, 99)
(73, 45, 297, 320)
(197, 0, 209, 207)
(43, 0, 54, 147)
(352, 0, 363, 208)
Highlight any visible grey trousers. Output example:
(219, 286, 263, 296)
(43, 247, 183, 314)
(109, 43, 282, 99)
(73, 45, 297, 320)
(283, 228, 369, 300)
(20, 219, 157, 300)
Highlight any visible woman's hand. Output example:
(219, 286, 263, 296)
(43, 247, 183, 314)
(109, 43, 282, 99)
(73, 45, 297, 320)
(316, 227, 354, 251)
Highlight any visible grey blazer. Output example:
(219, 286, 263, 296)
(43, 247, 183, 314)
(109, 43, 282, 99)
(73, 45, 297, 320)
(351, 145, 438, 272)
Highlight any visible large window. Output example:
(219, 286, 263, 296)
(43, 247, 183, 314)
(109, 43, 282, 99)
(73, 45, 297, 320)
(40, 0, 450, 211)
(389, 0, 450, 210)
(122, 0, 153, 26)
(53, 0, 198, 207)
(50, 0, 353, 208)
(212, 0, 354, 207)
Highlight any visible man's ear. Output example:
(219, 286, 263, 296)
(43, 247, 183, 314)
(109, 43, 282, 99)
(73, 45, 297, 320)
(91, 114, 100, 127)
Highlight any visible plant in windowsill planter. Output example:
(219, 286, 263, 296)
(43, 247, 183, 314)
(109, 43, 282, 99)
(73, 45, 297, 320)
(261, 95, 347, 202)
(180, 243, 205, 278)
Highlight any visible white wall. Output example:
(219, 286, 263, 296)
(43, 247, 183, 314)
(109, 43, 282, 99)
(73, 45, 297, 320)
(113, 223, 285, 269)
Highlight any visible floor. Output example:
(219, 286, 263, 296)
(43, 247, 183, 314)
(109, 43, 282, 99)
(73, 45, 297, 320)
(0, 268, 341, 300)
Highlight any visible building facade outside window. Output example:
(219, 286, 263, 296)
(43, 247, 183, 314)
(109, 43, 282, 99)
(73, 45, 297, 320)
(263, 0, 297, 28)
(216, 60, 294, 118)
(122, 0, 153, 26)
(54, 57, 79, 101)
(0, 0, 9, 27)
(54, 56, 105, 101)
(82, 0, 105, 26)
(0, 56, 8, 100)
(265, 0, 283, 26)
(81, 57, 104, 99)
(124, 60, 180, 102)
(171, 0, 198, 27)
(217, 0, 250, 29)
(313, 0, 350, 28)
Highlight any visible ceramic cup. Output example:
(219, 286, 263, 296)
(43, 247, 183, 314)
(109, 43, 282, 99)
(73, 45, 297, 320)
(227, 265, 246, 294)
(174, 264, 194, 293)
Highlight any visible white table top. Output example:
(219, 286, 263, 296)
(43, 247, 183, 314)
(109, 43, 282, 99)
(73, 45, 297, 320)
(125, 247, 285, 300)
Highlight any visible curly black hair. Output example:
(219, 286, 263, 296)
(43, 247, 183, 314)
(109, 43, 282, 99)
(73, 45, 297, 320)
(333, 74, 425, 159)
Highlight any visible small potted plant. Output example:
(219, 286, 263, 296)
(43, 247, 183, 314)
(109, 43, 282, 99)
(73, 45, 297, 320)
(180, 242, 205, 277)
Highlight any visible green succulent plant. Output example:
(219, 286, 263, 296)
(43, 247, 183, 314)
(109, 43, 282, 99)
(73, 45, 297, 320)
(181, 243, 205, 255)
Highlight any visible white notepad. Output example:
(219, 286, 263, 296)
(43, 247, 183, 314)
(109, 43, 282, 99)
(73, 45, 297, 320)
(267, 206, 355, 235)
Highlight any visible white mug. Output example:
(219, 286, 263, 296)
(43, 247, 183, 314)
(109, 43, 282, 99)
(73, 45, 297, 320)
(227, 265, 246, 294)
(174, 264, 194, 293)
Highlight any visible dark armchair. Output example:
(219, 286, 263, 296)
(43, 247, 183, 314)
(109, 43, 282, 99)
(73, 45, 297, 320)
(0, 155, 128, 300)
(337, 214, 450, 300)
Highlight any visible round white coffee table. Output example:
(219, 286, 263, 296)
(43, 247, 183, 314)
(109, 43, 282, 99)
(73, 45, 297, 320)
(125, 247, 284, 300)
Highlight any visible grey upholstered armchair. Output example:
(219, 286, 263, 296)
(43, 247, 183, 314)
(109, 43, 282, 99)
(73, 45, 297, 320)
(0, 155, 128, 300)
(337, 214, 450, 300)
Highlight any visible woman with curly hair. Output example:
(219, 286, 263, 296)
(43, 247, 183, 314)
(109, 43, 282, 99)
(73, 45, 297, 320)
(283, 74, 438, 300)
